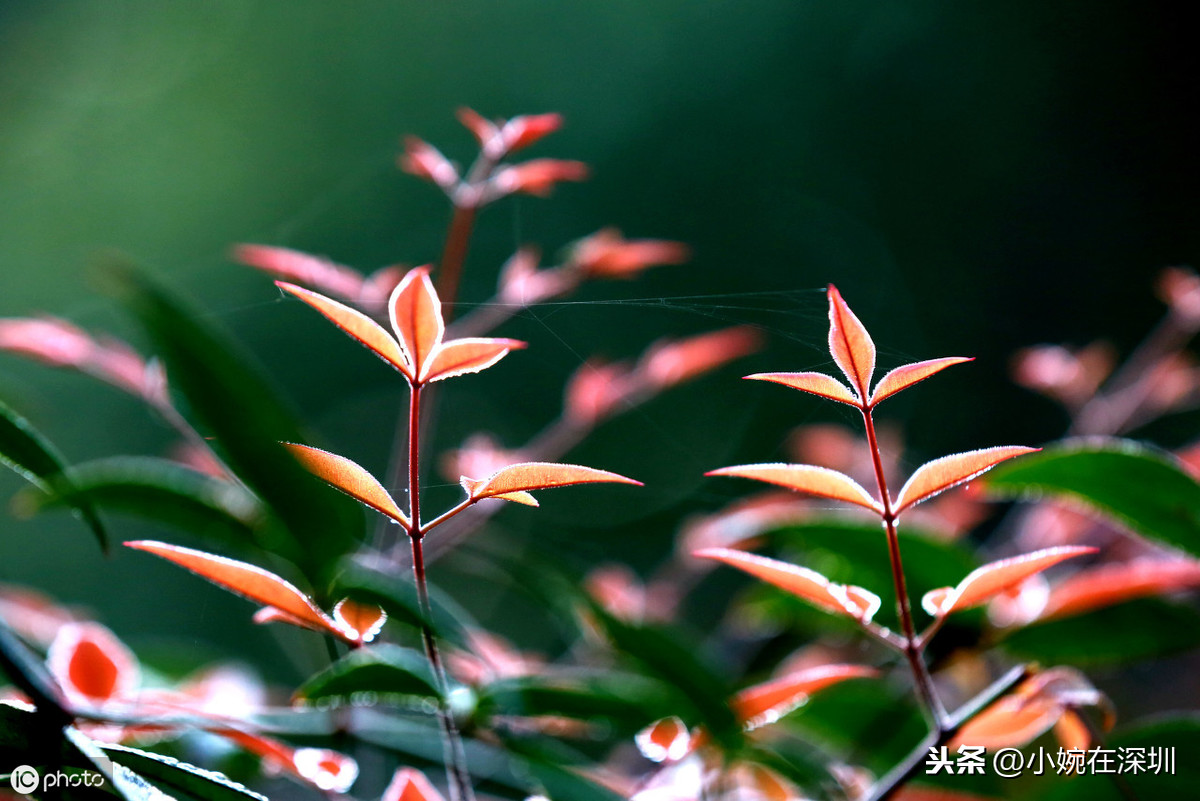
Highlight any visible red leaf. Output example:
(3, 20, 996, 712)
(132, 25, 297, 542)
(1040, 558, 1200, 620)
(456, 107, 500, 149)
(46, 622, 139, 706)
(332, 599, 387, 644)
(732, 664, 878, 729)
(252, 606, 322, 632)
(423, 337, 525, 383)
(501, 112, 564, 153)
(492, 159, 589, 198)
(895, 446, 1038, 513)
(285, 444, 408, 527)
(234, 245, 365, 303)
(634, 716, 693, 763)
(125, 540, 338, 638)
(694, 548, 881, 623)
(570, 228, 689, 279)
(707, 463, 882, 514)
(949, 668, 1102, 750)
(389, 266, 444, 382)
(869, 357, 973, 407)
(638, 326, 761, 389)
(921, 546, 1096, 618)
(399, 137, 458, 190)
(277, 281, 412, 380)
(745, 371, 860, 406)
(382, 767, 446, 801)
(226, 731, 358, 793)
(460, 462, 641, 503)
(826, 285, 876, 399)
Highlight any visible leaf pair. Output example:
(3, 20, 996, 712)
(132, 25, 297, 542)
(279, 266, 524, 386)
(125, 541, 385, 646)
(920, 546, 1096, 619)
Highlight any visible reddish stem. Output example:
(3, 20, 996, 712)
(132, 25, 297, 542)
(861, 404, 948, 732)
(436, 205, 478, 320)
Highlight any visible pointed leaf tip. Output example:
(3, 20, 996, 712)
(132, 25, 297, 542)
(277, 281, 411, 379)
(895, 446, 1039, 513)
(462, 462, 641, 503)
(423, 337, 525, 383)
(922, 545, 1096, 618)
(707, 463, 882, 514)
(389, 266, 444, 383)
(869, 357, 974, 406)
(284, 443, 408, 527)
(826, 285, 876, 399)
(732, 664, 879, 728)
(125, 540, 340, 639)
(745, 372, 860, 406)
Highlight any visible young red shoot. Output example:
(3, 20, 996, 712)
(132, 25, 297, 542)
(921, 546, 1096, 619)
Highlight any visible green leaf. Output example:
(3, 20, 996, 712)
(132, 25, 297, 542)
(111, 266, 362, 582)
(477, 672, 677, 733)
(987, 438, 1200, 558)
(99, 743, 267, 801)
(0, 618, 69, 723)
(333, 560, 474, 649)
(590, 606, 743, 750)
(15, 457, 266, 548)
(0, 399, 107, 552)
(1003, 598, 1200, 666)
(294, 643, 437, 704)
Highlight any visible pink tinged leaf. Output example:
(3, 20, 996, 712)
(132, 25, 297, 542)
(826, 285, 876, 399)
(921, 546, 1096, 618)
(570, 228, 690, 279)
(638, 327, 762, 389)
(276, 281, 412, 379)
(986, 575, 1052, 627)
(291, 748, 359, 793)
(694, 548, 881, 623)
(949, 668, 1103, 750)
(125, 540, 340, 639)
(728, 764, 801, 801)
(399, 137, 459, 190)
(0, 316, 94, 368)
(745, 372, 860, 406)
(501, 112, 564, 153)
(635, 716, 693, 763)
(332, 599, 387, 644)
(233, 245, 365, 302)
(284, 443, 408, 527)
(460, 462, 642, 503)
(456, 107, 501, 149)
(732, 664, 879, 729)
(360, 265, 405, 308)
(252, 606, 326, 632)
(383, 767, 447, 801)
(492, 159, 589, 198)
(1039, 559, 1200, 621)
(564, 360, 636, 424)
(894, 446, 1039, 514)
(389, 266, 444, 381)
(0, 584, 78, 645)
(46, 622, 140, 707)
(422, 337, 526, 383)
(869, 357, 974, 406)
(706, 464, 882, 514)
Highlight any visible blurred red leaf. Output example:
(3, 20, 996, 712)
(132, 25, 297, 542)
(826, 285, 876, 399)
(869, 357, 973, 407)
(732, 664, 878, 729)
(460, 462, 641, 504)
(501, 112, 564, 153)
(46, 622, 139, 707)
(284, 443, 408, 527)
(456, 107, 500, 149)
(277, 281, 412, 379)
(423, 337, 525, 383)
(638, 326, 761, 389)
(707, 463, 882, 514)
(399, 137, 458, 190)
(389, 266, 444, 381)
(382, 767, 445, 801)
(493, 159, 589, 198)
(225, 731, 358, 793)
(125, 540, 339, 639)
(571, 228, 689, 279)
(635, 716, 693, 763)
(895, 446, 1038, 513)
(694, 547, 880, 623)
(745, 371, 859, 406)
(949, 668, 1105, 750)
(234, 245, 365, 303)
(564, 360, 636, 424)
(921, 546, 1095, 618)
(1039, 558, 1200, 620)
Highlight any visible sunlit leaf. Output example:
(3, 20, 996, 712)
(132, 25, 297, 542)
(236, 245, 365, 303)
(986, 439, 1200, 559)
(277, 280, 411, 378)
(707, 463, 882, 514)
(826, 284, 876, 398)
(694, 547, 880, 623)
(895, 446, 1037, 513)
(948, 668, 1102, 750)
(389, 267, 443, 382)
(333, 561, 474, 650)
(1040, 559, 1200, 620)
(0, 399, 107, 552)
(100, 743, 268, 801)
(284, 444, 408, 527)
(732, 664, 878, 729)
(294, 644, 437, 703)
(125, 540, 339, 638)
(47, 622, 139, 707)
(382, 767, 445, 801)
(869, 357, 973, 406)
(635, 716, 692, 762)
(332, 599, 388, 644)
(423, 337, 525, 383)
(461, 462, 641, 502)
(921, 546, 1095, 618)
(744, 371, 860, 406)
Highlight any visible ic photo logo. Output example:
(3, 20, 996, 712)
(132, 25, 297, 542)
(8, 764, 39, 794)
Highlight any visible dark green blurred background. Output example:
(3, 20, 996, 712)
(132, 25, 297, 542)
(1, 2, 1197, 681)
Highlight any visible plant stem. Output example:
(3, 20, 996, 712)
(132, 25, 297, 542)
(436, 205, 477, 320)
(861, 406, 948, 731)
(406, 381, 475, 801)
